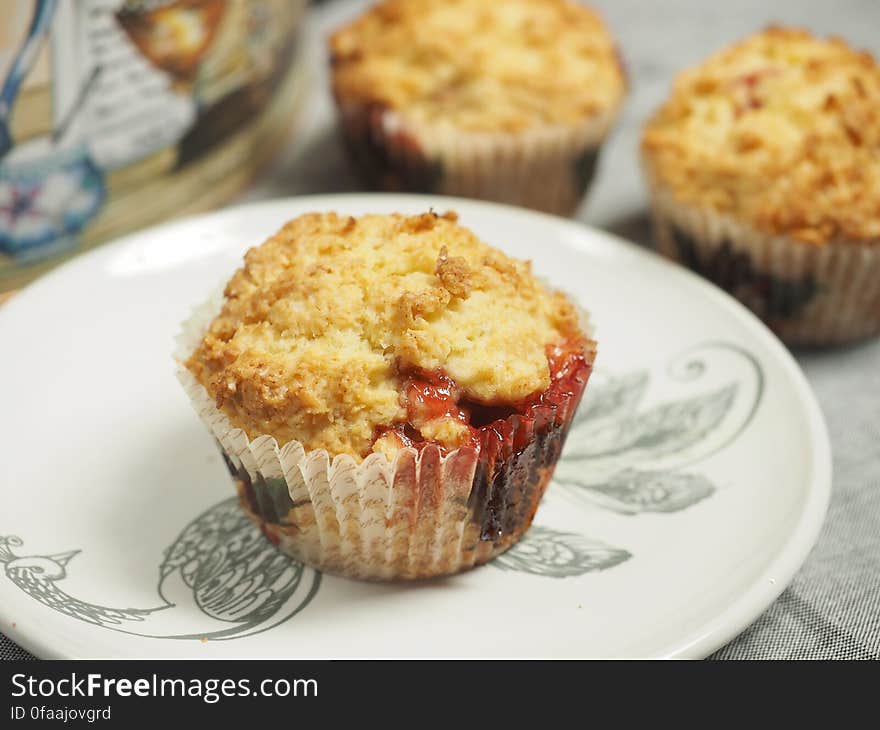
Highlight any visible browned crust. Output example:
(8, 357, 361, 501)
(185, 211, 586, 458)
(642, 26, 880, 246)
(329, 0, 626, 134)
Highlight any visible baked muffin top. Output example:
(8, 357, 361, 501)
(329, 0, 626, 133)
(185, 212, 590, 459)
(642, 27, 880, 245)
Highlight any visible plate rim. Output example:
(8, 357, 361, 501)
(0, 193, 832, 659)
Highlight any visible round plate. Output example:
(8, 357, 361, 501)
(0, 194, 830, 659)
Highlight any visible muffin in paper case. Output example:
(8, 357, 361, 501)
(176, 289, 595, 581)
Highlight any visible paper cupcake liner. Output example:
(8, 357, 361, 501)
(175, 291, 593, 581)
(645, 175, 880, 346)
(335, 99, 620, 216)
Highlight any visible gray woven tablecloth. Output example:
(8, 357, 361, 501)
(3, 0, 878, 660)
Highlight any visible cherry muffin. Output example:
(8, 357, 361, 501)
(642, 27, 880, 345)
(177, 211, 595, 580)
(329, 0, 626, 216)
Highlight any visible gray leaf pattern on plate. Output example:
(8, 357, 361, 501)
(159, 497, 320, 634)
(553, 343, 763, 517)
(0, 499, 321, 641)
(492, 526, 631, 578)
(571, 469, 716, 515)
(564, 385, 737, 462)
(574, 371, 649, 424)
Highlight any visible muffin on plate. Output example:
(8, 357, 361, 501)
(642, 27, 880, 346)
(329, 0, 626, 216)
(177, 211, 596, 580)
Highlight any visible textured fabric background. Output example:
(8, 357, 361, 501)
(2, 0, 879, 660)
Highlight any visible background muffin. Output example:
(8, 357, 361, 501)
(178, 211, 596, 580)
(642, 26, 880, 345)
(329, 0, 626, 216)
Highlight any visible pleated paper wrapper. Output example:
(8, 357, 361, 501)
(335, 99, 621, 217)
(645, 172, 880, 346)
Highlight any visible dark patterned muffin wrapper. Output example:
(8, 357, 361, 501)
(334, 99, 619, 217)
(645, 175, 880, 346)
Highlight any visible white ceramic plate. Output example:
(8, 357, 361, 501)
(0, 194, 830, 659)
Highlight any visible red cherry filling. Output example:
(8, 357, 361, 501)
(372, 338, 593, 455)
(404, 371, 469, 425)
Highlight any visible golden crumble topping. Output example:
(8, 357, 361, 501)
(642, 27, 880, 245)
(330, 0, 626, 133)
(185, 212, 586, 457)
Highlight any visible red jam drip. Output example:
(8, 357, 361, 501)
(404, 371, 469, 425)
(524, 340, 591, 408)
(372, 338, 591, 455)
